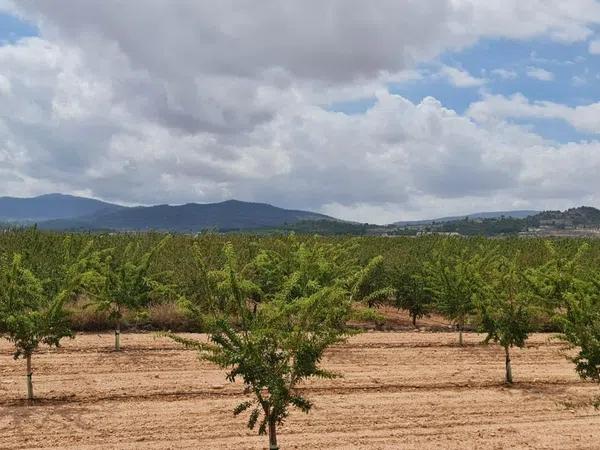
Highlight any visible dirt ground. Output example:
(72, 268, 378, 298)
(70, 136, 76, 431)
(1, 329, 600, 449)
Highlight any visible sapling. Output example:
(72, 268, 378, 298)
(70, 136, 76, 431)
(0, 254, 72, 401)
(168, 242, 356, 450)
(92, 236, 171, 351)
(560, 279, 600, 386)
(526, 241, 589, 311)
(392, 265, 432, 328)
(475, 256, 538, 383)
(423, 245, 486, 345)
(350, 255, 395, 308)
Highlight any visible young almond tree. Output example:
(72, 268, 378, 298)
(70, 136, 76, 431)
(560, 280, 600, 385)
(92, 236, 171, 351)
(0, 236, 104, 401)
(169, 242, 356, 450)
(392, 265, 432, 328)
(0, 254, 72, 401)
(526, 241, 589, 312)
(423, 244, 486, 345)
(475, 256, 538, 384)
(350, 255, 395, 308)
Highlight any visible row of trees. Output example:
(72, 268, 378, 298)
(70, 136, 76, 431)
(389, 240, 594, 384)
(0, 234, 384, 449)
(2, 230, 600, 448)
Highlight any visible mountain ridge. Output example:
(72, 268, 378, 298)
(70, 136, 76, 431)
(1, 193, 598, 235)
(0, 193, 125, 223)
(37, 197, 335, 232)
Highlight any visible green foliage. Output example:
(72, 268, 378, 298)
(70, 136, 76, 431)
(350, 255, 395, 307)
(475, 255, 539, 383)
(0, 236, 101, 399)
(422, 242, 487, 343)
(0, 254, 59, 358)
(88, 235, 172, 350)
(168, 240, 357, 448)
(526, 241, 589, 310)
(92, 236, 172, 320)
(0, 234, 104, 359)
(350, 305, 387, 329)
(2, 228, 600, 335)
(560, 281, 600, 383)
(392, 264, 432, 327)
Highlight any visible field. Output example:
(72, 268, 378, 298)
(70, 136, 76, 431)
(2, 327, 600, 449)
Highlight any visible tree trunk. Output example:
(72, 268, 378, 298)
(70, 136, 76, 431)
(268, 419, 278, 450)
(458, 322, 464, 346)
(504, 345, 513, 384)
(411, 313, 417, 328)
(26, 354, 33, 401)
(115, 321, 121, 352)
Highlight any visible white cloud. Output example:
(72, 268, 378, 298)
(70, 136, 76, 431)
(439, 65, 486, 87)
(526, 66, 555, 81)
(2, 1, 600, 222)
(450, 0, 600, 43)
(467, 93, 600, 134)
(491, 68, 518, 80)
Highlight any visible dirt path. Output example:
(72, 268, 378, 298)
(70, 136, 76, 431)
(1, 332, 599, 449)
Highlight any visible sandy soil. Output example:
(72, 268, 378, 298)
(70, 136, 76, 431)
(1, 330, 599, 449)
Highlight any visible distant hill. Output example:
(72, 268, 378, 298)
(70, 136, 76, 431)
(40, 199, 334, 232)
(393, 210, 538, 226)
(534, 206, 600, 227)
(0, 193, 124, 223)
(390, 206, 600, 237)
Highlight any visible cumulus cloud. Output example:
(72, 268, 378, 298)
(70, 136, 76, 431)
(526, 66, 555, 81)
(2, 0, 600, 222)
(439, 65, 486, 87)
(467, 93, 600, 134)
(491, 68, 518, 80)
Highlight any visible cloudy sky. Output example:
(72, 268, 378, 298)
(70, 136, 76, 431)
(1, 1, 600, 223)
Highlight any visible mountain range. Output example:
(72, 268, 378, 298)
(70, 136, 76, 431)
(0, 194, 333, 231)
(0, 194, 596, 235)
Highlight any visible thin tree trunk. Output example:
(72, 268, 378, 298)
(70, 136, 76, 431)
(26, 354, 33, 401)
(115, 320, 121, 352)
(504, 345, 513, 384)
(268, 419, 278, 450)
(458, 322, 464, 346)
(412, 313, 417, 328)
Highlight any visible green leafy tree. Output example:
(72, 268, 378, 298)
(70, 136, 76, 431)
(526, 241, 588, 311)
(169, 243, 356, 450)
(475, 256, 538, 383)
(350, 255, 395, 307)
(560, 280, 600, 385)
(0, 243, 98, 400)
(392, 265, 432, 328)
(423, 245, 486, 345)
(92, 236, 171, 351)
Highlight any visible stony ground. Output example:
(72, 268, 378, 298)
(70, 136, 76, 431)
(1, 330, 600, 449)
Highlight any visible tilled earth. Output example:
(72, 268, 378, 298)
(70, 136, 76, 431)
(1, 331, 599, 449)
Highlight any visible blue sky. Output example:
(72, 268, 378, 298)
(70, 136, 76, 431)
(0, 12, 37, 43)
(329, 37, 600, 144)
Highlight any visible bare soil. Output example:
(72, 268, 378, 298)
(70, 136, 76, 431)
(1, 329, 599, 449)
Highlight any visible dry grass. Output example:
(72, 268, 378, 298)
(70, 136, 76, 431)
(66, 300, 201, 332)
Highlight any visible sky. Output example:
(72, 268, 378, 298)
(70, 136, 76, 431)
(2, 1, 600, 224)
